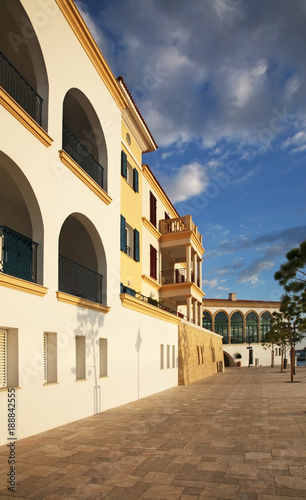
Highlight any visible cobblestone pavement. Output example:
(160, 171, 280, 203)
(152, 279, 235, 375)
(1, 366, 306, 499)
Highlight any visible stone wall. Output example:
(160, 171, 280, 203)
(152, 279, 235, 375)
(178, 322, 224, 385)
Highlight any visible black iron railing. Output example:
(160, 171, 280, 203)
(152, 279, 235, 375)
(160, 268, 186, 285)
(59, 255, 103, 303)
(160, 269, 200, 286)
(62, 125, 104, 188)
(0, 225, 38, 282)
(0, 51, 43, 125)
(120, 283, 189, 320)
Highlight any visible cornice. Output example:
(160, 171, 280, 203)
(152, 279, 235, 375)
(120, 293, 181, 325)
(142, 274, 161, 290)
(0, 274, 48, 297)
(56, 291, 110, 313)
(54, 0, 127, 111)
(59, 150, 112, 205)
(142, 217, 161, 240)
(0, 87, 53, 147)
(202, 298, 281, 309)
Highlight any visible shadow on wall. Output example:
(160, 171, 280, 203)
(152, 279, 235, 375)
(72, 308, 105, 414)
(135, 328, 142, 400)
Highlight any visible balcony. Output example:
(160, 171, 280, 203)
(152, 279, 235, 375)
(0, 50, 43, 125)
(62, 125, 104, 189)
(159, 215, 202, 246)
(160, 269, 200, 287)
(0, 225, 38, 283)
(59, 255, 103, 304)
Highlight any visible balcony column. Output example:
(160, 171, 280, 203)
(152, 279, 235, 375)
(187, 296, 192, 322)
(192, 252, 197, 284)
(198, 301, 203, 327)
(198, 258, 203, 288)
(159, 251, 162, 285)
(192, 297, 197, 324)
(186, 245, 192, 282)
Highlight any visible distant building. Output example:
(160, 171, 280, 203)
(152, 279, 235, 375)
(203, 293, 281, 367)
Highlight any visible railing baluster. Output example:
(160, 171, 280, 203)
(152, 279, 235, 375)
(0, 225, 38, 283)
(62, 125, 104, 189)
(59, 255, 103, 304)
(0, 51, 43, 125)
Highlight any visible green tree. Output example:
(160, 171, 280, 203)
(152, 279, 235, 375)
(274, 240, 306, 310)
(262, 312, 288, 370)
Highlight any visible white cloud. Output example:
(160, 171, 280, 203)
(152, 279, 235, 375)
(161, 162, 209, 203)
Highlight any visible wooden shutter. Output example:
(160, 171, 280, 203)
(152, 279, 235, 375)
(150, 245, 157, 280)
(121, 151, 127, 178)
(0, 330, 7, 388)
(120, 215, 126, 252)
(150, 191, 157, 227)
(133, 229, 140, 262)
(133, 168, 139, 192)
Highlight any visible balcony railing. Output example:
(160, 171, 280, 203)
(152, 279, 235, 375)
(160, 268, 200, 287)
(159, 215, 202, 245)
(0, 51, 43, 125)
(0, 225, 38, 282)
(120, 283, 189, 321)
(59, 255, 103, 304)
(62, 125, 104, 189)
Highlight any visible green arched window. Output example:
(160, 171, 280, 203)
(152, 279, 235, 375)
(230, 311, 244, 344)
(246, 312, 258, 343)
(260, 312, 272, 342)
(215, 312, 229, 344)
(203, 311, 212, 330)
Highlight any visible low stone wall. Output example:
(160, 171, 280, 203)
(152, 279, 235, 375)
(178, 322, 224, 385)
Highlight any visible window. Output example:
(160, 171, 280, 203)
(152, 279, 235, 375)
(99, 338, 107, 377)
(197, 345, 204, 365)
(230, 312, 244, 344)
(203, 311, 212, 330)
(150, 191, 157, 227)
(167, 345, 170, 369)
(150, 245, 157, 280)
(121, 151, 139, 192)
(214, 312, 229, 343)
(76, 335, 86, 380)
(160, 344, 164, 369)
(246, 312, 258, 343)
(0, 330, 7, 388)
(172, 345, 175, 368)
(43, 333, 57, 384)
(120, 215, 140, 261)
(0, 329, 18, 388)
(260, 312, 272, 342)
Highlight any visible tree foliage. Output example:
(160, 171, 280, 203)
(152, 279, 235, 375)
(274, 240, 306, 310)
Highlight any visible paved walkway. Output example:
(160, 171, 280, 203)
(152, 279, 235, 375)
(1, 366, 306, 499)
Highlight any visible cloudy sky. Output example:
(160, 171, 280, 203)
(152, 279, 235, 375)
(77, 0, 306, 301)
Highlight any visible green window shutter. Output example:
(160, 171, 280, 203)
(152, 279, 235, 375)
(134, 229, 140, 262)
(121, 151, 127, 179)
(133, 168, 139, 192)
(0, 330, 7, 388)
(120, 215, 126, 252)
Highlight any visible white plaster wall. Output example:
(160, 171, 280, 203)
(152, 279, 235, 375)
(0, 0, 179, 445)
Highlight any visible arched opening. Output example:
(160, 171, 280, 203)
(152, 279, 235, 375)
(0, 151, 44, 283)
(246, 312, 259, 343)
(62, 88, 108, 191)
(58, 214, 107, 304)
(214, 311, 229, 344)
(223, 351, 235, 367)
(260, 312, 272, 342)
(0, 0, 49, 129)
(230, 311, 244, 343)
(202, 310, 212, 330)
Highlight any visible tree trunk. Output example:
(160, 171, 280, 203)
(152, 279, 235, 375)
(271, 346, 274, 368)
(290, 346, 295, 383)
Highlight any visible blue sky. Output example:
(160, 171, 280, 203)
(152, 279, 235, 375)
(77, 0, 306, 301)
